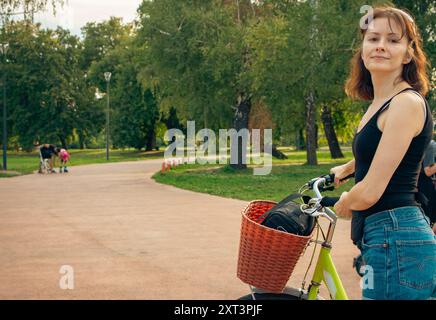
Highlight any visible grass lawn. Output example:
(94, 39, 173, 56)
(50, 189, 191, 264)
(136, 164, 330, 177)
(152, 149, 355, 202)
(0, 148, 164, 178)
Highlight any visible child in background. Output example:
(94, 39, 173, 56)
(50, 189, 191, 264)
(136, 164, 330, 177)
(57, 147, 70, 173)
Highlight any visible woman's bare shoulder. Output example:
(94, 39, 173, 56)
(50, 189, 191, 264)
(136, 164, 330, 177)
(390, 90, 425, 112)
(387, 90, 426, 135)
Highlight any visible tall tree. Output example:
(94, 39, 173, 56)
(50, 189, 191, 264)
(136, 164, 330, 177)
(78, 17, 132, 148)
(89, 38, 160, 151)
(393, 0, 435, 109)
(137, 0, 263, 168)
(247, 0, 365, 164)
(80, 17, 132, 71)
(0, 0, 64, 24)
(3, 21, 100, 149)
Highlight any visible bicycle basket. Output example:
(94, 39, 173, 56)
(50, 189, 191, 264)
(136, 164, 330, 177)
(237, 200, 313, 293)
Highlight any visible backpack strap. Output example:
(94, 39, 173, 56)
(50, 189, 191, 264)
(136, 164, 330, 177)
(259, 193, 311, 221)
(276, 193, 311, 206)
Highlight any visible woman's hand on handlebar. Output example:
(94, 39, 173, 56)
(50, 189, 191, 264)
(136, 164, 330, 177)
(330, 164, 353, 188)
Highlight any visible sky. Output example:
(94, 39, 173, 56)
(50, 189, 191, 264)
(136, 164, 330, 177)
(33, 0, 143, 37)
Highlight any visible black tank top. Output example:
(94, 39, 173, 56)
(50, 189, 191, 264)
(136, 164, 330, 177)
(351, 88, 433, 243)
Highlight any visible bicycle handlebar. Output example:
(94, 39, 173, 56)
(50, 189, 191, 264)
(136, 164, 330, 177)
(320, 196, 340, 207)
(305, 172, 355, 208)
(307, 173, 354, 191)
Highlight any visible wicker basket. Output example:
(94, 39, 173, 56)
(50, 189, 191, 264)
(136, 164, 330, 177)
(237, 200, 313, 293)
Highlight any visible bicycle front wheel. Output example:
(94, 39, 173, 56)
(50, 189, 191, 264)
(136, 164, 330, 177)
(238, 292, 303, 300)
(238, 286, 322, 300)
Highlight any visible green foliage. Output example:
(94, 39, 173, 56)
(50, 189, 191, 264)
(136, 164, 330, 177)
(1, 22, 100, 149)
(87, 26, 160, 150)
(246, 0, 366, 145)
(80, 17, 131, 67)
(392, 0, 435, 109)
(0, 0, 64, 24)
(1, 0, 434, 153)
(329, 99, 365, 144)
(136, 0, 248, 130)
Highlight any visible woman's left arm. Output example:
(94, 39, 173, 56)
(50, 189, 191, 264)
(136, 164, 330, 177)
(334, 93, 425, 218)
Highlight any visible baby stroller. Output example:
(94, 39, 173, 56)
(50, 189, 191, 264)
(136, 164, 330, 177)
(38, 151, 51, 174)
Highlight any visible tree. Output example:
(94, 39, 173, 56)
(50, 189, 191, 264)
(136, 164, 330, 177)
(247, 0, 365, 163)
(393, 0, 435, 109)
(321, 104, 343, 158)
(3, 21, 100, 149)
(80, 17, 132, 71)
(78, 17, 133, 148)
(91, 39, 160, 151)
(137, 0, 263, 168)
(0, 0, 64, 24)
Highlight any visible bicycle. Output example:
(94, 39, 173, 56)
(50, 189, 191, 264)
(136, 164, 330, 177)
(238, 173, 359, 300)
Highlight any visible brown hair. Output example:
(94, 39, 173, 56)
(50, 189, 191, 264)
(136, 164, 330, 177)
(345, 6, 431, 100)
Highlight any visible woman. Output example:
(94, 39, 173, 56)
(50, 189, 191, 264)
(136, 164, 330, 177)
(330, 6, 436, 299)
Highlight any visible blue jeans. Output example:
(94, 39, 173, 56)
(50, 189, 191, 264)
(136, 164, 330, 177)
(358, 206, 436, 300)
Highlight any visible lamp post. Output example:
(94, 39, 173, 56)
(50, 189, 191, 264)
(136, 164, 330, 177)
(104, 72, 112, 161)
(0, 43, 8, 171)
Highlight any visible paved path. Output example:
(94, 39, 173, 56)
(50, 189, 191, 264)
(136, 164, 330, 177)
(0, 160, 361, 299)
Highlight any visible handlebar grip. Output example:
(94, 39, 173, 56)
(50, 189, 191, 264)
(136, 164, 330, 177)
(330, 173, 355, 183)
(320, 196, 340, 207)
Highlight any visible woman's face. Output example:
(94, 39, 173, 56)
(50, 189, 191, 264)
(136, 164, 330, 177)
(362, 17, 411, 75)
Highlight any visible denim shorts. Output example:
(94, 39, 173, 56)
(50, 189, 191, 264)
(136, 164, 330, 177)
(358, 206, 436, 300)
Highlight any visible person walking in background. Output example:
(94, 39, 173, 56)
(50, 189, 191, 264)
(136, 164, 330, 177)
(418, 140, 436, 232)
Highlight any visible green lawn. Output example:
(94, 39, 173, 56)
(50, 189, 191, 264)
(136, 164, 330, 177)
(152, 150, 355, 202)
(0, 148, 164, 178)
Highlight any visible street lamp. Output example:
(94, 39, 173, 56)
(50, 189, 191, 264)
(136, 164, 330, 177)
(104, 72, 112, 161)
(0, 43, 9, 171)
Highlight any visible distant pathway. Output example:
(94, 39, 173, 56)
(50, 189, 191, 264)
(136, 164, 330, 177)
(0, 160, 361, 299)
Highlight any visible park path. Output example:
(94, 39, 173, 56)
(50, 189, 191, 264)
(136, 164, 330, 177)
(0, 159, 361, 299)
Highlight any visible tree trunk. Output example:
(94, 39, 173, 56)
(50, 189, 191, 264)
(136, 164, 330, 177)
(145, 128, 156, 151)
(305, 91, 318, 165)
(203, 105, 208, 129)
(321, 104, 344, 159)
(295, 128, 305, 151)
(58, 135, 67, 149)
(271, 144, 288, 159)
(78, 132, 86, 149)
(230, 93, 251, 170)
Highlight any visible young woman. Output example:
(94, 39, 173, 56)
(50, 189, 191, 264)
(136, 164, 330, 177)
(330, 6, 436, 299)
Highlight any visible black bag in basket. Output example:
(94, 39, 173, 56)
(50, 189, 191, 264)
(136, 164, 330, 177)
(260, 193, 315, 236)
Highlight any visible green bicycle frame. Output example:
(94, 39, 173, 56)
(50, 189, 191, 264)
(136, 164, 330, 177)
(306, 244, 348, 300)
